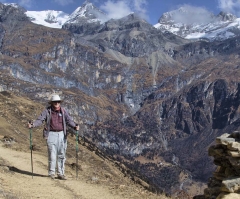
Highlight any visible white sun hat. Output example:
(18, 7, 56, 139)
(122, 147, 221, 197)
(49, 94, 62, 104)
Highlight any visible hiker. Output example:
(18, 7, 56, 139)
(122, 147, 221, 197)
(28, 94, 79, 180)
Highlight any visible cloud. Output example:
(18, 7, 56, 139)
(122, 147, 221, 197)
(133, 0, 148, 20)
(100, 0, 148, 21)
(100, 1, 132, 20)
(171, 5, 215, 25)
(53, 0, 74, 6)
(218, 0, 240, 15)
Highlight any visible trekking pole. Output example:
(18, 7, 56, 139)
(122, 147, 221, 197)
(29, 121, 33, 179)
(76, 125, 79, 179)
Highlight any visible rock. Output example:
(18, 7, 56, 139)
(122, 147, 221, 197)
(104, 173, 112, 179)
(213, 172, 226, 180)
(204, 187, 221, 198)
(119, 185, 126, 189)
(193, 195, 205, 199)
(0, 166, 9, 172)
(221, 177, 240, 192)
(219, 134, 231, 138)
(228, 157, 240, 168)
(227, 151, 240, 158)
(216, 193, 240, 199)
(91, 176, 99, 182)
(227, 142, 240, 151)
(208, 176, 222, 187)
(216, 137, 235, 145)
(229, 131, 240, 139)
(214, 157, 230, 167)
(224, 167, 236, 177)
(197, 132, 240, 198)
(209, 146, 226, 157)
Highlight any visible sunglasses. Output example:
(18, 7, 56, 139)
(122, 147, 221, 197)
(52, 101, 61, 103)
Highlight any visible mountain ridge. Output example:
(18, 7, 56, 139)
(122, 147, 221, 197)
(154, 6, 240, 41)
(7, 1, 240, 42)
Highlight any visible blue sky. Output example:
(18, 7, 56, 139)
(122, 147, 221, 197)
(1, 0, 240, 24)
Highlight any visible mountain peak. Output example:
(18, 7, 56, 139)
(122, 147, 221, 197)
(217, 11, 236, 21)
(3, 2, 26, 12)
(3, 3, 19, 8)
(83, 0, 91, 5)
(65, 1, 106, 24)
(155, 6, 240, 41)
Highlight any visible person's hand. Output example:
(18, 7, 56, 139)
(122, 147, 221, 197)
(75, 124, 79, 131)
(28, 121, 33, 129)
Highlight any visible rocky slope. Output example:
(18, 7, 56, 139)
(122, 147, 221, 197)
(1, 2, 240, 197)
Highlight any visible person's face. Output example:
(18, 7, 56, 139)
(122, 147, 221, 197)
(51, 101, 61, 109)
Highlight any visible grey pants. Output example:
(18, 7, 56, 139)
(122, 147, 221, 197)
(46, 131, 67, 176)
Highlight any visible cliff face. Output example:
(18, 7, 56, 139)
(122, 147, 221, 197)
(1, 3, 240, 196)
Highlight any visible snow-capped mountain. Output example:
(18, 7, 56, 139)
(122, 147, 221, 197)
(4, 3, 20, 8)
(20, 1, 106, 29)
(3, 2, 26, 12)
(65, 0, 106, 24)
(26, 10, 69, 29)
(4, 1, 240, 41)
(154, 6, 240, 41)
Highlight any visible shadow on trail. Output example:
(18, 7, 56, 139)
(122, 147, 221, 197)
(8, 166, 47, 177)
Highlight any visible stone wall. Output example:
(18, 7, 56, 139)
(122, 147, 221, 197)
(194, 132, 240, 199)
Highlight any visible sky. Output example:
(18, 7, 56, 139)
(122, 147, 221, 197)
(1, 0, 240, 25)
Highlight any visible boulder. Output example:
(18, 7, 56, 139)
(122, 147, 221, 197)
(216, 137, 235, 145)
(227, 142, 240, 151)
(227, 151, 240, 158)
(221, 177, 240, 192)
(216, 192, 240, 199)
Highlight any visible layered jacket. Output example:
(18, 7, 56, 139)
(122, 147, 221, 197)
(33, 106, 76, 138)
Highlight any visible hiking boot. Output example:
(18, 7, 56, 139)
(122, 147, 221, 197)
(49, 174, 55, 180)
(57, 175, 67, 180)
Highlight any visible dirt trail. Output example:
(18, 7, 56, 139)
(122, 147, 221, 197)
(0, 144, 131, 199)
